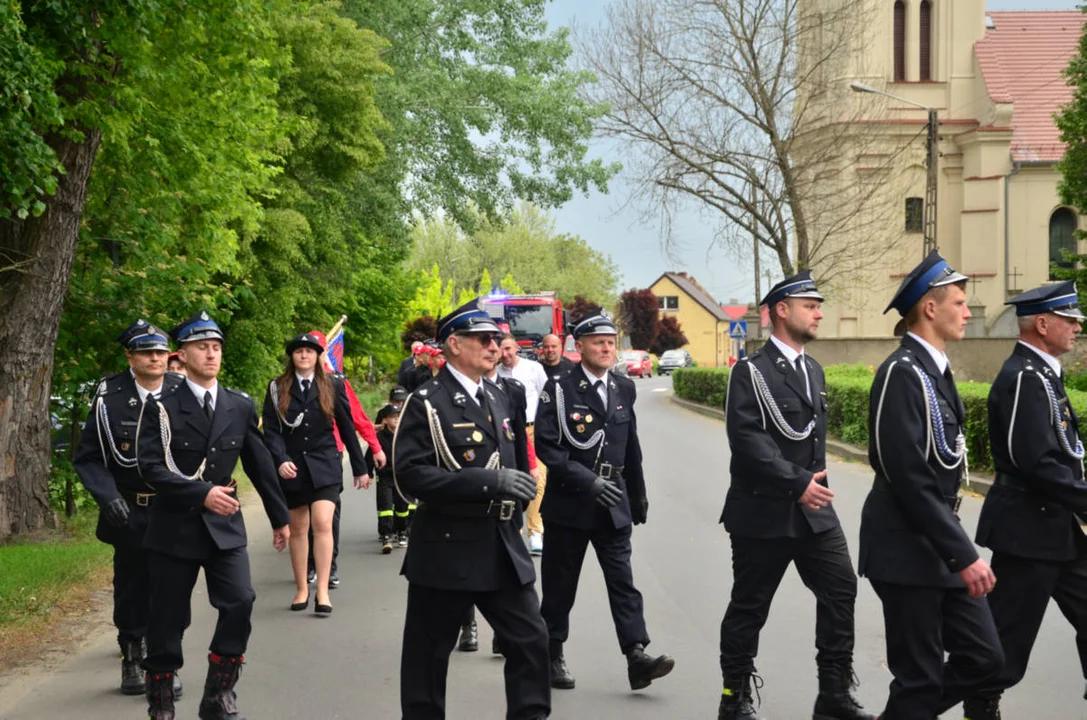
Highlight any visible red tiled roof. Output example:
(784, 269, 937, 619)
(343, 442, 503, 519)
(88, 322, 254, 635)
(975, 11, 1085, 163)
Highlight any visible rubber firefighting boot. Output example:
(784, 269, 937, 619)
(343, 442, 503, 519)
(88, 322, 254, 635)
(145, 671, 176, 720)
(119, 636, 146, 696)
(962, 696, 1002, 720)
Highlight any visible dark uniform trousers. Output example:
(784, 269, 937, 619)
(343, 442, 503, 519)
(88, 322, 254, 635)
(534, 368, 651, 655)
(73, 371, 185, 644)
(394, 369, 550, 720)
(138, 381, 290, 674)
(975, 343, 1087, 697)
(860, 337, 1003, 720)
(719, 345, 856, 677)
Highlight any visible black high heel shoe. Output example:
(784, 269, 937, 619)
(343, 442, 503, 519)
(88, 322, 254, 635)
(290, 594, 310, 612)
(314, 597, 332, 615)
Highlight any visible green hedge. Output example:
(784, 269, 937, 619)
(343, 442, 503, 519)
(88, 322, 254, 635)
(672, 364, 1087, 474)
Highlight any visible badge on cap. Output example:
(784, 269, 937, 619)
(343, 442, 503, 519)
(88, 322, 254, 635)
(200, 310, 210, 321)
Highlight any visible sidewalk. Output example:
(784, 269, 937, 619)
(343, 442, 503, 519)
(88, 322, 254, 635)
(668, 394, 996, 496)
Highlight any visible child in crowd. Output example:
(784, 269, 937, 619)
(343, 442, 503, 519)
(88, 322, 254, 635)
(370, 404, 415, 554)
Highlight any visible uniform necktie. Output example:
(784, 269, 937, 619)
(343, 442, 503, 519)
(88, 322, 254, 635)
(476, 387, 491, 421)
(594, 379, 607, 407)
(302, 378, 311, 398)
(203, 390, 214, 422)
(794, 356, 810, 401)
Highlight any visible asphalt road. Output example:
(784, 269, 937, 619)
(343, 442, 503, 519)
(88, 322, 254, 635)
(2, 374, 1086, 719)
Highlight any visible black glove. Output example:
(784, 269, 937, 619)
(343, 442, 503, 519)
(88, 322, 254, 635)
(495, 468, 537, 503)
(631, 497, 648, 525)
(103, 497, 130, 528)
(591, 477, 623, 508)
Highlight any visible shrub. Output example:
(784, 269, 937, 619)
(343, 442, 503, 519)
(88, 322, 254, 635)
(671, 363, 1087, 475)
(673, 367, 730, 409)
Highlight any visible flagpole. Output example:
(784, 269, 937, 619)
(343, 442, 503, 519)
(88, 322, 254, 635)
(326, 314, 348, 341)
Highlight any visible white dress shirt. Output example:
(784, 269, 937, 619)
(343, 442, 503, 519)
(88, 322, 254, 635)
(580, 365, 609, 406)
(186, 377, 219, 410)
(446, 363, 484, 406)
(130, 369, 163, 403)
(907, 332, 950, 375)
(769, 334, 810, 400)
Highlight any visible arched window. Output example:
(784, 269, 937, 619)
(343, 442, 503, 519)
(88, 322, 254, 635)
(893, 1, 906, 82)
(1050, 207, 1079, 279)
(920, 1, 933, 81)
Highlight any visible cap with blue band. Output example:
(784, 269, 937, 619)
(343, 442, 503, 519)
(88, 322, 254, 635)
(884, 251, 969, 317)
(436, 298, 502, 343)
(1006, 281, 1086, 320)
(117, 319, 170, 352)
(761, 270, 824, 307)
(572, 312, 618, 339)
(170, 310, 225, 345)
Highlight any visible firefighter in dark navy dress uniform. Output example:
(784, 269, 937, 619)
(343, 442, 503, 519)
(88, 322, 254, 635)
(963, 281, 1087, 719)
(534, 312, 674, 693)
(717, 272, 871, 720)
(73, 320, 185, 697)
(137, 311, 290, 720)
(859, 252, 1003, 720)
(392, 298, 549, 720)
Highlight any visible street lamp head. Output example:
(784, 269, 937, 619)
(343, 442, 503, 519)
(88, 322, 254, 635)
(850, 81, 878, 94)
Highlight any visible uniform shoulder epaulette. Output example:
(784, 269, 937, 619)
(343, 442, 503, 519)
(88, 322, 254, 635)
(224, 386, 251, 401)
(413, 378, 442, 398)
(501, 376, 525, 390)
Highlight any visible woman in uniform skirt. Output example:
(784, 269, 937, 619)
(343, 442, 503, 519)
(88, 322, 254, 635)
(262, 333, 369, 614)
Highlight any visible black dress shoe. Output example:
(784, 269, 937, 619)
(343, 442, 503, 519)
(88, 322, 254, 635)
(457, 620, 478, 652)
(290, 594, 309, 611)
(315, 603, 332, 615)
(626, 644, 675, 690)
(329, 572, 340, 588)
(550, 656, 575, 689)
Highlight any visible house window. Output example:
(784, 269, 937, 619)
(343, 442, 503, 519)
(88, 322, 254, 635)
(920, 1, 932, 81)
(905, 197, 924, 233)
(1050, 207, 1079, 279)
(658, 296, 679, 310)
(893, 1, 906, 82)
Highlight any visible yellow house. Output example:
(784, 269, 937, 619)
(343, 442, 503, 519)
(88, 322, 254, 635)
(796, 2, 1085, 337)
(649, 272, 732, 367)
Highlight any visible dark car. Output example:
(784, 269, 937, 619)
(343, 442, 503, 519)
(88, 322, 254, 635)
(657, 349, 694, 375)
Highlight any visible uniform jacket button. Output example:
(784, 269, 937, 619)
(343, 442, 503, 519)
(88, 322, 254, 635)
(443, 533, 450, 539)
(482, 486, 488, 493)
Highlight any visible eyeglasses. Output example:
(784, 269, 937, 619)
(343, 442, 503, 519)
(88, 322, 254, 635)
(473, 333, 500, 346)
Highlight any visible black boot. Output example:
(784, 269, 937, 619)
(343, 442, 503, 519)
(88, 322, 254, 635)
(718, 673, 762, 720)
(626, 643, 675, 690)
(813, 665, 875, 720)
(457, 619, 478, 652)
(963, 696, 1002, 720)
(197, 653, 246, 720)
(146, 671, 176, 720)
(549, 641, 575, 690)
(119, 636, 145, 696)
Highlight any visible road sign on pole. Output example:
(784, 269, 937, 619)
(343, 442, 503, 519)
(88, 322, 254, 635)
(729, 320, 747, 339)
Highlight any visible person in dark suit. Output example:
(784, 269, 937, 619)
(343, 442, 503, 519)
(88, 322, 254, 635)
(137, 310, 291, 720)
(392, 298, 549, 720)
(718, 272, 871, 720)
(73, 320, 184, 697)
(538, 333, 575, 382)
(398, 341, 424, 387)
(859, 252, 1003, 720)
(534, 312, 674, 693)
(963, 281, 1087, 719)
(262, 332, 368, 614)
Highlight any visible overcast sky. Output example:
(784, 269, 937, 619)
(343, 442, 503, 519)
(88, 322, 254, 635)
(542, 0, 1084, 305)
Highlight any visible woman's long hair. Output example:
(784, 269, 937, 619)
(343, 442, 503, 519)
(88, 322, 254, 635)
(275, 355, 335, 425)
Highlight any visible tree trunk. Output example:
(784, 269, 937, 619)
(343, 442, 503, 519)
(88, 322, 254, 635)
(0, 127, 102, 540)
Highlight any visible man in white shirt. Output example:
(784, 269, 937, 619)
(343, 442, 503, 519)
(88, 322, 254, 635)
(498, 334, 549, 554)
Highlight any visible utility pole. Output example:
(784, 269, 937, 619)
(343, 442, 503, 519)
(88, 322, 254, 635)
(751, 180, 761, 305)
(923, 108, 939, 255)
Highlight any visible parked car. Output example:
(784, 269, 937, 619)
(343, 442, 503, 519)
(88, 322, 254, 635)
(611, 358, 629, 377)
(620, 350, 653, 378)
(657, 349, 694, 374)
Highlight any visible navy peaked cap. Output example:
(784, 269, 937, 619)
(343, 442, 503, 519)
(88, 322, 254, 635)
(761, 270, 824, 307)
(170, 310, 224, 344)
(286, 332, 324, 354)
(1006, 281, 1086, 319)
(884, 251, 968, 316)
(572, 312, 617, 339)
(436, 298, 501, 342)
(117, 319, 170, 352)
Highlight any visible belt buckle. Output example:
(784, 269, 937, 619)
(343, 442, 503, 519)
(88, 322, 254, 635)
(498, 500, 515, 521)
(136, 493, 153, 507)
(598, 462, 613, 479)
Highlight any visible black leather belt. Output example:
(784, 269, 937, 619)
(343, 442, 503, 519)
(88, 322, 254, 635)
(424, 500, 517, 521)
(872, 475, 961, 514)
(995, 473, 1028, 491)
(119, 489, 156, 507)
(595, 462, 624, 480)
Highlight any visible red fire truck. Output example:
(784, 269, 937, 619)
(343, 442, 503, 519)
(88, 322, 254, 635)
(480, 291, 580, 361)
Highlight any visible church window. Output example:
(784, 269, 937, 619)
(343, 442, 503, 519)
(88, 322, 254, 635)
(920, 1, 933, 81)
(905, 197, 923, 233)
(893, 2, 906, 82)
(1049, 207, 1079, 279)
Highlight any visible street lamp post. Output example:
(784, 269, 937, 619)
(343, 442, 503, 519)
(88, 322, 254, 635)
(850, 82, 939, 258)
